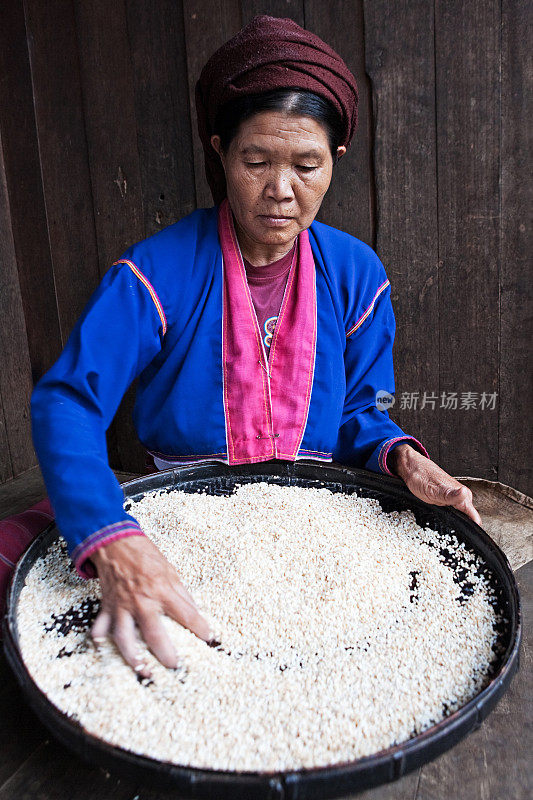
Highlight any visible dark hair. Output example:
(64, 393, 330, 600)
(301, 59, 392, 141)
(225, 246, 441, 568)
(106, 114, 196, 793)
(213, 88, 344, 163)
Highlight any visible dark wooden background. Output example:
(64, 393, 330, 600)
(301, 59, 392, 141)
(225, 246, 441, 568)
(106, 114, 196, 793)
(0, 0, 531, 495)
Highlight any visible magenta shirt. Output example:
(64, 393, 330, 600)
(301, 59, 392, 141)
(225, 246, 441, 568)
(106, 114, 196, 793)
(243, 242, 296, 361)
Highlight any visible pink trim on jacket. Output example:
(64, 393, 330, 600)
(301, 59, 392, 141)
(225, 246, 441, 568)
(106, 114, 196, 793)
(218, 199, 317, 465)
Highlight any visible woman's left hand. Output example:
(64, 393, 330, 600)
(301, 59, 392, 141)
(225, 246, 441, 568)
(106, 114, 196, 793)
(388, 444, 482, 526)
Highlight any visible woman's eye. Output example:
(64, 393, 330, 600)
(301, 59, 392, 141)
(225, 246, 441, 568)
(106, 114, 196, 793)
(296, 165, 317, 173)
(246, 161, 266, 167)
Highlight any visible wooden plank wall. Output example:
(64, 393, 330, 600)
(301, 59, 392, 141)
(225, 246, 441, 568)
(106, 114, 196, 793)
(0, 0, 531, 495)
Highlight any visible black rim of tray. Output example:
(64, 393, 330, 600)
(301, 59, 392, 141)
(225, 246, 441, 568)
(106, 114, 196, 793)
(3, 461, 522, 800)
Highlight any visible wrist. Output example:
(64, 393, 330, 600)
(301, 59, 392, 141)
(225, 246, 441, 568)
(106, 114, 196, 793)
(75, 527, 146, 579)
(89, 541, 119, 564)
(85, 545, 108, 578)
(84, 538, 133, 578)
(89, 536, 138, 566)
(387, 443, 417, 479)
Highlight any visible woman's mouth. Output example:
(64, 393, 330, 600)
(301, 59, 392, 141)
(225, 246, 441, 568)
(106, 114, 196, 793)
(259, 215, 293, 227)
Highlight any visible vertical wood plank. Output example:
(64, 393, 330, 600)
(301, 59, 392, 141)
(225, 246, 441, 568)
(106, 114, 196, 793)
(0, 0, 62, 382)
(0, 396, 11, 483)
(74, 0, 145, 272)
(74, 0, 147, 472)
(0, 130, 37, 480)
(182, 0, 242, 208)
(363, 0, 440, 461)
(435, 1, 500, 480)
(306, 0, 374, 244)
(125, 0, 197, 234)
(499, 0, 533, 497)
(0, 135, 15, 482)
(241, 1, 304, 26)
(23, 0, 101, 343)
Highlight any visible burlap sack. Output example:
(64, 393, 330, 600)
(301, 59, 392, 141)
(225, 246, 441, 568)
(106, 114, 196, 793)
(454, 477, 533, 571)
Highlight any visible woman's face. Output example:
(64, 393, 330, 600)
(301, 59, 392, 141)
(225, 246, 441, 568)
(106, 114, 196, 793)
(211, 111, 346, 261)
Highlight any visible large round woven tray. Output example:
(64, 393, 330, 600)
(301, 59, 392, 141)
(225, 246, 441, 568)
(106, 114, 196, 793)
(2, 461, 522, 799)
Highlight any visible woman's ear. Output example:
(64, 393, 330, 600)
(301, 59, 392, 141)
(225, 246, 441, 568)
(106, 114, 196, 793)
(336, 145, 347, 161)
(211, 134, 225, 166)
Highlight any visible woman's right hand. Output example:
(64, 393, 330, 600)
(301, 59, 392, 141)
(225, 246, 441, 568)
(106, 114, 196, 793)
(89, 535, 212, 678)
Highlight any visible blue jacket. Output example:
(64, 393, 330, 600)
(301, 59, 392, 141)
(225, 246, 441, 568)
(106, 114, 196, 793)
(31, 206, 428, 575)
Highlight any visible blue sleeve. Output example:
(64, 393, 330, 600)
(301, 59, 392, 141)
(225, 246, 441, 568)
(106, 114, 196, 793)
(332, 269, 429, 475)
(30, 260, 165, 577)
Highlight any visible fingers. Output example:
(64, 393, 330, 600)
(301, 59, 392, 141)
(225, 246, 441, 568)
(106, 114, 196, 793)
(136, 607, 179, 670)
(91, 607, 152, 677)
(164, 592, 212, 643)
(433, 484, 483, 526)
(91, 607, 111, 643)
(464, 505, 483, 526)
(450, 488, 483, 526)
(406, 470, 483, 527)
(172, 579, 199, 609)
(112, 608, 152, 679)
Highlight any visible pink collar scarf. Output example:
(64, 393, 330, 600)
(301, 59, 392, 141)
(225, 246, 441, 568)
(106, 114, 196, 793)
(218, 198, 317, 464)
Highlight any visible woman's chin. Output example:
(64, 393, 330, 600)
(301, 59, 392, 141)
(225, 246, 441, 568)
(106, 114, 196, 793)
(252, 218, 299, 243)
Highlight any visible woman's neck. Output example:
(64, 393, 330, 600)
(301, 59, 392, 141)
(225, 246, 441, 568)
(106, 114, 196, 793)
(234, 217, 297, 266)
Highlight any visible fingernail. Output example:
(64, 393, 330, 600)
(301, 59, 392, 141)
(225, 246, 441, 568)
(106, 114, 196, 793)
(93, 636, 107, 644)
(134, 663, 147, 672)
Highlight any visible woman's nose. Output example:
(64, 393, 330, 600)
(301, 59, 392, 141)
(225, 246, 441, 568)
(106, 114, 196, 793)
(263, 169, 294, 202)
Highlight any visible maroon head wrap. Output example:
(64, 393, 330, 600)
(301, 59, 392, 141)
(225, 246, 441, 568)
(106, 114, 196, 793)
(195, 15, 359, 204)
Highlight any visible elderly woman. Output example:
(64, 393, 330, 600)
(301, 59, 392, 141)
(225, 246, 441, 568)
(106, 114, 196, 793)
(30, 16, 480, 677)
